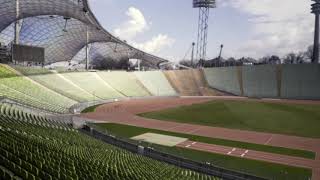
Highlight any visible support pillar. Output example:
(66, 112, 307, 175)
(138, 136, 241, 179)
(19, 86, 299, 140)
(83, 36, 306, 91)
(312, 0, 320, 63)
(14, 0, 20, 45)
(85, 26, 90, 70)
(138, 59, 141, 71)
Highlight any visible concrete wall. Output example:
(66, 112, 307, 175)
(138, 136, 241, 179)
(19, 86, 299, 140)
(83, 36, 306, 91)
(204, 64, 320, 100)
(242, 65, 279, 98)
(204, 67, 242, 95)
(281, 64, 320, 100)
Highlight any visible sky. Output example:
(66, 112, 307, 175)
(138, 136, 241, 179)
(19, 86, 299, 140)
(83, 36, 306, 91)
(89, 0, 314, 62)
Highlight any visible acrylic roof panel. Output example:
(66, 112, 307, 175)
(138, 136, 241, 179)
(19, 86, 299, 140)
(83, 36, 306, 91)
(0, 0, 167, 67)
(17, 16, 110, 64)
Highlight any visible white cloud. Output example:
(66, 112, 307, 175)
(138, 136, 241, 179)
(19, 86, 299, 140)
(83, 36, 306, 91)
(132, 34, 175, 54)
(114, 7, 149, 40)
(221, 0, 314, 58)
(113, 7, 175, 59)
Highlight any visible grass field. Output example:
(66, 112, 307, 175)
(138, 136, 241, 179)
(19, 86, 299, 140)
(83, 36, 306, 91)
(93, 123, 312, 180)
(93, 123, 315, 159)
(140, 100, 320, 138)
(81, 104, 100, 113)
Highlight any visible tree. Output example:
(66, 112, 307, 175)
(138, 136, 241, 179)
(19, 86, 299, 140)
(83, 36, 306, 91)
(304, 45, 313, 62)
(283, 53, 296, 64)
(283, 52, 305, 64)
(259, 56, 271, 64)
(269, 55, 281, 64)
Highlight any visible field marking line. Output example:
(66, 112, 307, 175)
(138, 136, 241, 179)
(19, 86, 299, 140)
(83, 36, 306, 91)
(264, 135, 274, 145)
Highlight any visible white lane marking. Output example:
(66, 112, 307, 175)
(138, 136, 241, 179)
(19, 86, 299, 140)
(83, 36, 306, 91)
(167, 124, 186, 131)
(227, 148, 237, 155)
(192, 142, 197, 145)
(187, 127, 202, 134)
(186, 145, 191, 148)
(241, 150, 249, 157)
(264, 135, 274, 145)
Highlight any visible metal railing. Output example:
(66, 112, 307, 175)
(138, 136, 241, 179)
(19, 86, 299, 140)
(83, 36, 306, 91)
(81, 125, 268, 180)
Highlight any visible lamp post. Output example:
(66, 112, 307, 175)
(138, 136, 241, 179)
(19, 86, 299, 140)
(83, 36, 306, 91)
(311, 0, 320, 63)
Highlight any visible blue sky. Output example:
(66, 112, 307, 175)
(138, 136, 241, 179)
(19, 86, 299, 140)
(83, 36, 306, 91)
(90, 0, 313, 62)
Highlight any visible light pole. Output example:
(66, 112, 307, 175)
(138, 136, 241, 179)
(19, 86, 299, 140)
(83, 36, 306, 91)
(191, 42, 195, 67)
(218, 44, 224, 62)
(311, 0, 320, 63)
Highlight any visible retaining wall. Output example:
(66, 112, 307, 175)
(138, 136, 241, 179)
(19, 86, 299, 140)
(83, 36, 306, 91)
(242, 65, 279, 98)
(281, 64, 320, 100)
(204, 67, 242, 96)
(204, 64, 320, 100)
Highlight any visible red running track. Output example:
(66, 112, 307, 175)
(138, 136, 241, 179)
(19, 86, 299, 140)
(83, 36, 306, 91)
(79, 96, 320, 179)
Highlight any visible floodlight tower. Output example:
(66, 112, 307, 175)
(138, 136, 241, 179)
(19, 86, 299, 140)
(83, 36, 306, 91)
(193, 0, 216, 67)
(312, 0, 320, 63)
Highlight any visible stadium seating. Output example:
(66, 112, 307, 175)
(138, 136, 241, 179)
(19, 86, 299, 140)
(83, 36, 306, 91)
(97, 71, 151, 97)
(0, 64, 76, 113)
(60, 72, 124, 100)
(0, 103, 219, 180)
(12, 66, 97, 102)
(134, 71, 177, 96)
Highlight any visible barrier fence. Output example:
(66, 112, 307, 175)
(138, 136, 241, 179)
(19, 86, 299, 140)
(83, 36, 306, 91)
(81, 125, 267, 180)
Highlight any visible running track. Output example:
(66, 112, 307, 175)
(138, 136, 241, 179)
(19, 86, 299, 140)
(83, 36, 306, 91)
(79, 97, 320, 180)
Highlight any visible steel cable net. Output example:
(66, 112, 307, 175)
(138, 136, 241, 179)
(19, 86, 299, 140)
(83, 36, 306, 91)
(71, 42, 158, 68)
(0, 0, 167, 67)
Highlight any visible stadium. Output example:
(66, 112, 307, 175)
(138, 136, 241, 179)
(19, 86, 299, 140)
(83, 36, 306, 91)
(0, 0, 320, 180)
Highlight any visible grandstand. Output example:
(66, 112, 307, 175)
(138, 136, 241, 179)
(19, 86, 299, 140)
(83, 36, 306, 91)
(97, 71, 151, 97)
(61, 72, 123, 100)
(0, 0, 320, 179)
(134, 71, 177, 96)
(0, 103, 219, 180)
(0, 64, 76, 113)
(11, 66, 97, 102)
